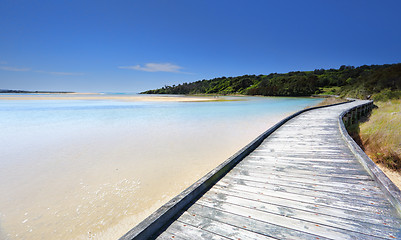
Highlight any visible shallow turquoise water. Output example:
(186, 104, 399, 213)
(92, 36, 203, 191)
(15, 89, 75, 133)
(0, 95, 322, 239)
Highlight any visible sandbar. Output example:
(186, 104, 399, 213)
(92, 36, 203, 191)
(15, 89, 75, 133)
(0, 94, 230, 102)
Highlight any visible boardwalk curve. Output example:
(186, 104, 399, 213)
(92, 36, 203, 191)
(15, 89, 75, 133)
(121, 100, 401, 240)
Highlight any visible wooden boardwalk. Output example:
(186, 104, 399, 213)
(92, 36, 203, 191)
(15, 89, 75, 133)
(122, 100, 401, 240)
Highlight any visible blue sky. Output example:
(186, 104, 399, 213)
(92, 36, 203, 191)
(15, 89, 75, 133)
(1, 0, 401, 92)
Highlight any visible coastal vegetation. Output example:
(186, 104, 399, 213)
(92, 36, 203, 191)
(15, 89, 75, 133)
(349, 100, 401, 171)
(347, 99, 401, 189)
(141, 63, 401, 100)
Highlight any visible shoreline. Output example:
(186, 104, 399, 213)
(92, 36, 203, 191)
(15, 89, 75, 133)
(0, 94, 222, 102)
(0, 93, 323, 103)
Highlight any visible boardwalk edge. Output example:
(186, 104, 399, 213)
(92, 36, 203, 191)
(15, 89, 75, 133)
(119, 99, 353, 240)
(338, 101, 401, 214)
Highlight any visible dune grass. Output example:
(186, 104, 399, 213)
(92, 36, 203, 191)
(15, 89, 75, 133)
(356, 99, 401, 170)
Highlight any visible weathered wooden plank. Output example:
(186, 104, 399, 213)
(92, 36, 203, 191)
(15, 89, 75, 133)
(217, 176, 391, 208)
(157, 231, 187, 240)
(222, 172, 383, 195)
(239, 161, 366, 175)
(242, 156, 363, 168)
(235, 162, 366, 175)
(276, 125, 338, 129)
(248, 151, 356, 159)
(264, 132, 344, 138)
(262, 138, 345, 144)
(200, 190, 401, 238)
(215, 181, 396, 214)
(249, 149, 356, 157)
(235, 162, 372, 180)
(247, 156, 363, 165)
(264, 135, 348, 141)
(176, 211, 276, 240)
(186, 203, 333, 240)
(206, 186, 401, 228)
(196, 198, 383, 239)
(158, 221, 230, 240)
(238, 156, 364, 167)
(257, 147, 346, 153)
(220, 173, 386, 201)
(253, 149, 354, 156)
(236, 166, 371, 181)
(230, 167, 377, 188)
(229, 170, 378, 194)
(251, 152, 357, 160)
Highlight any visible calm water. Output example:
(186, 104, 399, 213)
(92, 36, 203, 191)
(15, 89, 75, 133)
(0, 95, 322, 239)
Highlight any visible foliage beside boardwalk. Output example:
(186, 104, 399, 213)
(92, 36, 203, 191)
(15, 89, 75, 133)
(349, 99, 401, 171)
(360, 100, 401, 170)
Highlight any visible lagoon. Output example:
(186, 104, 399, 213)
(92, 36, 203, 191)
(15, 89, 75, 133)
(0, 94, 322, 239)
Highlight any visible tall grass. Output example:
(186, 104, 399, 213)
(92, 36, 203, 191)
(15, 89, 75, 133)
(357, 100, 401, 170)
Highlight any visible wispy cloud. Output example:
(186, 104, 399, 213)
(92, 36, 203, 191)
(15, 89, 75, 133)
(118, 63, 185, 73)
(0, 62, 84, 76)
(0, 66, 31, 72)
(35, 70, 84, 76)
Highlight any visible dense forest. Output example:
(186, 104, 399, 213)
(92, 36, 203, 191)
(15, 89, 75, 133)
(141, 63, 401, 100)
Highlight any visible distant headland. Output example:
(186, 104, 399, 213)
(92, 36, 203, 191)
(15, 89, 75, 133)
(141, 63, 401, 101)
(0, 89, 74, 94)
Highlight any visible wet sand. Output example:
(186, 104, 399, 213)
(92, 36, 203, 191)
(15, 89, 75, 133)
(0, 116, 281, 239)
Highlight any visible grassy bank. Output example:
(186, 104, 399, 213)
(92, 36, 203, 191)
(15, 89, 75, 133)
(357, 100, 401, 170)
(348, 99, 401, 188)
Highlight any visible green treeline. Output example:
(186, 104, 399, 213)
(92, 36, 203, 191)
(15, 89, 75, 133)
(141, 63, 401, 99)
